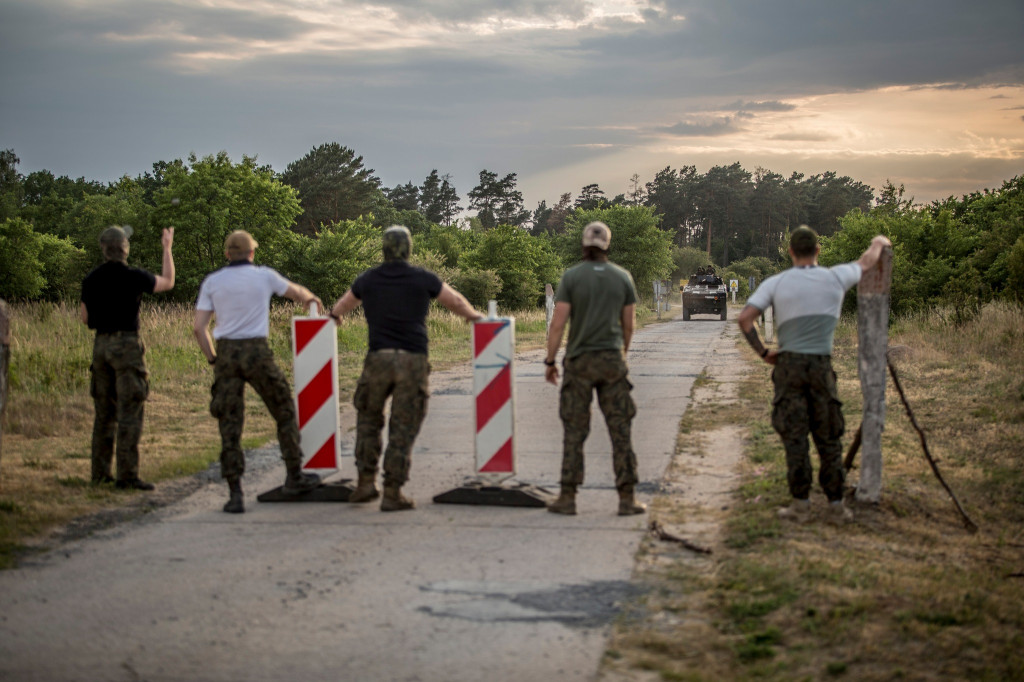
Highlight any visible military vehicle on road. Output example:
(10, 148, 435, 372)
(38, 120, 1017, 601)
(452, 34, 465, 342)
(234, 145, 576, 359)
(681, 267, 728, 321)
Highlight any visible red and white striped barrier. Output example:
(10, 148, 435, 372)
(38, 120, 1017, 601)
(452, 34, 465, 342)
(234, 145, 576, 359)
(472, 316, 516, 483)
(292, 305, 340, 474)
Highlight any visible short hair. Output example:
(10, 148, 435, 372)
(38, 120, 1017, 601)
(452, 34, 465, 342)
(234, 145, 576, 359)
(224, 231, 258, 260)
(99, 226, 130, 262)
(789, 225, 819, 258)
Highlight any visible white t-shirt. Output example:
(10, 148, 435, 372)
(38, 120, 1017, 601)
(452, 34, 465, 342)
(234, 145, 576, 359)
(196, 263, 291, 340)
(746, 263, 861, 355)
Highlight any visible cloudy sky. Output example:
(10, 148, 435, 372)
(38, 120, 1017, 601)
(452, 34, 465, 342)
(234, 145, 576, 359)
(1, 0, 1022, 211)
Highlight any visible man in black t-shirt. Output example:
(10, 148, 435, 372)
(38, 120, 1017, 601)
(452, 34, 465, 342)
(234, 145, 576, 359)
(80, 225, 174, 490)
(329, 226, 483, 510)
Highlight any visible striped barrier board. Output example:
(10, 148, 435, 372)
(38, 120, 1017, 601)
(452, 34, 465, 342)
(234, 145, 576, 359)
(473, 317, 516, 484)
(292, 310, 340, 474)
(433, 304, 552, 507)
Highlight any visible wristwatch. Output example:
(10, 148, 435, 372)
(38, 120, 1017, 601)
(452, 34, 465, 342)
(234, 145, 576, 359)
(544, 358, 556, 367)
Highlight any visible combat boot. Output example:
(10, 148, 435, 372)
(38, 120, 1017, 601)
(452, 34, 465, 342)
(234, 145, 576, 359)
(223, 478, 244, 514)
(349, 471, 380, 503)
(283, 468, 321, 495)
(777, 498, 812, 523)
(617, 484, 647, 516)
(380, 484, 415, 512)
(825, 500, 853, 526)
(547, 485, 577, 515)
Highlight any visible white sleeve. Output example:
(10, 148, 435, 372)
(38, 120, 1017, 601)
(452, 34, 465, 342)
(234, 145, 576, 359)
(196, 279, 214, 312)
(746, 276, 777, 311)
(833, 262, 862, 291)
(265, 268, 291, 297)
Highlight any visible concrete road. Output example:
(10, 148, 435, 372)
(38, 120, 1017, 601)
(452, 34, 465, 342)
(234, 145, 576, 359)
(0, 312, 735, 682)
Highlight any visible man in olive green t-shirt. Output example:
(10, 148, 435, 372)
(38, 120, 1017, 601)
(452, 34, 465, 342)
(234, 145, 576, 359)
(544, 221, 645, 517)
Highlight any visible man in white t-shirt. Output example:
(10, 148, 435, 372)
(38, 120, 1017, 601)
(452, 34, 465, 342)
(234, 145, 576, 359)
(193, 231, 324, 514)
(737, 226, 891, 525)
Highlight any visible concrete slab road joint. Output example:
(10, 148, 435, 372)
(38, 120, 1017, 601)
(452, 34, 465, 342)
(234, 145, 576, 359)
(0, 312, 736, 682)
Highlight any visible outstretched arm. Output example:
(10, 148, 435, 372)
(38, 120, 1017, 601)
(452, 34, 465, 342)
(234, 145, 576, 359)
(437, 283, 485, 322)
(620, 303, 635, 354)
(544, 301, 571, 385)
(193, 309, 216, 364)
(329, 289, 361, 321)
(857, 234, 893, 272)
(283, 282, 323, 313)
(153, 228, 175, 293)
(737, 304, 776, 365)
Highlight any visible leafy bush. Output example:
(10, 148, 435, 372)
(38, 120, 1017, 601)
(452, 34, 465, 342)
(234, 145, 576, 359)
(460, 223, 561, 309)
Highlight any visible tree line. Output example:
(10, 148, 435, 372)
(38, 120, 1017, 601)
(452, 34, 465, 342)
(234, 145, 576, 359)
(1, 143, 1021, 317)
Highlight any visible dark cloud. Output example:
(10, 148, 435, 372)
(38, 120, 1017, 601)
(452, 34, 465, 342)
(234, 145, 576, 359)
(1, 0, 1022, 207)
(727, 100, 796, 112)
(661, 117, 744, 137)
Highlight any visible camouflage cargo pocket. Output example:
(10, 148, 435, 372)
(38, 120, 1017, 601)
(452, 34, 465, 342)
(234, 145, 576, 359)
(210, 378, 226, 419)
(353, 378, 370, 412)
(827, 398, 845, 440)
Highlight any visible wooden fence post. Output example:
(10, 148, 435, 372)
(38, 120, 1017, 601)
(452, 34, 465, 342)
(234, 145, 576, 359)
(0, 299, 9, 471)
(545, 284, 554, 334)
(855, 246, 893, 503)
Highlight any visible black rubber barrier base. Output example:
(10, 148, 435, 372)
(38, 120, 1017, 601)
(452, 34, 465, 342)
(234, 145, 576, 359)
(432, 481, 555, 508)
(257, 479, 356, 503)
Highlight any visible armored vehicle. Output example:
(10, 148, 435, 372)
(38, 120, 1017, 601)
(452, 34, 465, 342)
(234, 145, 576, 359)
(681, 267, 728, 321)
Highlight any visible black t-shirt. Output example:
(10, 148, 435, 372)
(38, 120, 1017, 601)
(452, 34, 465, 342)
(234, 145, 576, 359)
(81, 261, 157, 333)
(351, 261, 443, 354)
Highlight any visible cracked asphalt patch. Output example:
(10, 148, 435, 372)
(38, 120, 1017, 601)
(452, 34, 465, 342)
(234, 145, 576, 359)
(420, 580, 644, 628)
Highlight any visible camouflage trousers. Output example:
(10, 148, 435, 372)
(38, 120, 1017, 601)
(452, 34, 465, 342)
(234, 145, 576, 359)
(353, 350, 430, 487)
(90, 332, 149, 483)
(559, 349, 639, 489)
(210, 338, 302, 482)
(771, 352, 846, 501)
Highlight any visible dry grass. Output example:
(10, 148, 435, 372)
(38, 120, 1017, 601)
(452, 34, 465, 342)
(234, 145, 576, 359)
(605, 302, 1024, 681)
(0, 300, 640, 567)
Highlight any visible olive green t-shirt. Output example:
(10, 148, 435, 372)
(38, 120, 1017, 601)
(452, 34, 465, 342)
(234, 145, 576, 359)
(555, 260, 638, 359)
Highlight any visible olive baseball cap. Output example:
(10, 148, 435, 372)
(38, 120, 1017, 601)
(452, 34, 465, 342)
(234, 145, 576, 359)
(581, 221, 611, 250)
(224, 230, 258, 258)
(382, 225, 412, 261)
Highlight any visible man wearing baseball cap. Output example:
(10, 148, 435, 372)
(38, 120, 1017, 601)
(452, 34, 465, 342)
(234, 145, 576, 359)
(329, 226, 484, 511)
(80, 224, 175, 490)
(738, 225, 891, 525)
(193, 230, 323, 514)
(544, 221, 645, 516)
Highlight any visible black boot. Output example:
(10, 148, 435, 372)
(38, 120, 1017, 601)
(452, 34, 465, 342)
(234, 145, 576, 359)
(283, 468, 321, 494)
(223, 478, 244, 514)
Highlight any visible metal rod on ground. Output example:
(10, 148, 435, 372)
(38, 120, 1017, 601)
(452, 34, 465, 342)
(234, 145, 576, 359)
(843, 423, 862, 472)
(887, 355, 979, 534)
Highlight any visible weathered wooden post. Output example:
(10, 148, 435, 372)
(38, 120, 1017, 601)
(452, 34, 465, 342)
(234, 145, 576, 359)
(545, 283, 554, 333)
(855, 246, 893, 503)
(0, 299, 9, 470)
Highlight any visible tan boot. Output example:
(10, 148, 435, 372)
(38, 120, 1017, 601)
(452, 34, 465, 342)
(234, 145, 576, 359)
(547, 486, 577, 515)
(380, 484, 415, 512)
(349, 471, 380, 503)
(617, 484, 646, 516)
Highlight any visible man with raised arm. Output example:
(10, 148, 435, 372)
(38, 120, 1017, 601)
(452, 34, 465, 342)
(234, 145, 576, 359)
(737, 226, 891, 525)
(193, 230, 323, 514)
(329, 225, 484, 511)
(81, 225, 174, 490)
(544, 221, 646, 517)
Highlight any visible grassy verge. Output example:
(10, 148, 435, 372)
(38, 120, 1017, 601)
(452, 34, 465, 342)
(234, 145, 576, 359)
(0, 300, 656, 568)
(606, 302, 1024, 681)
